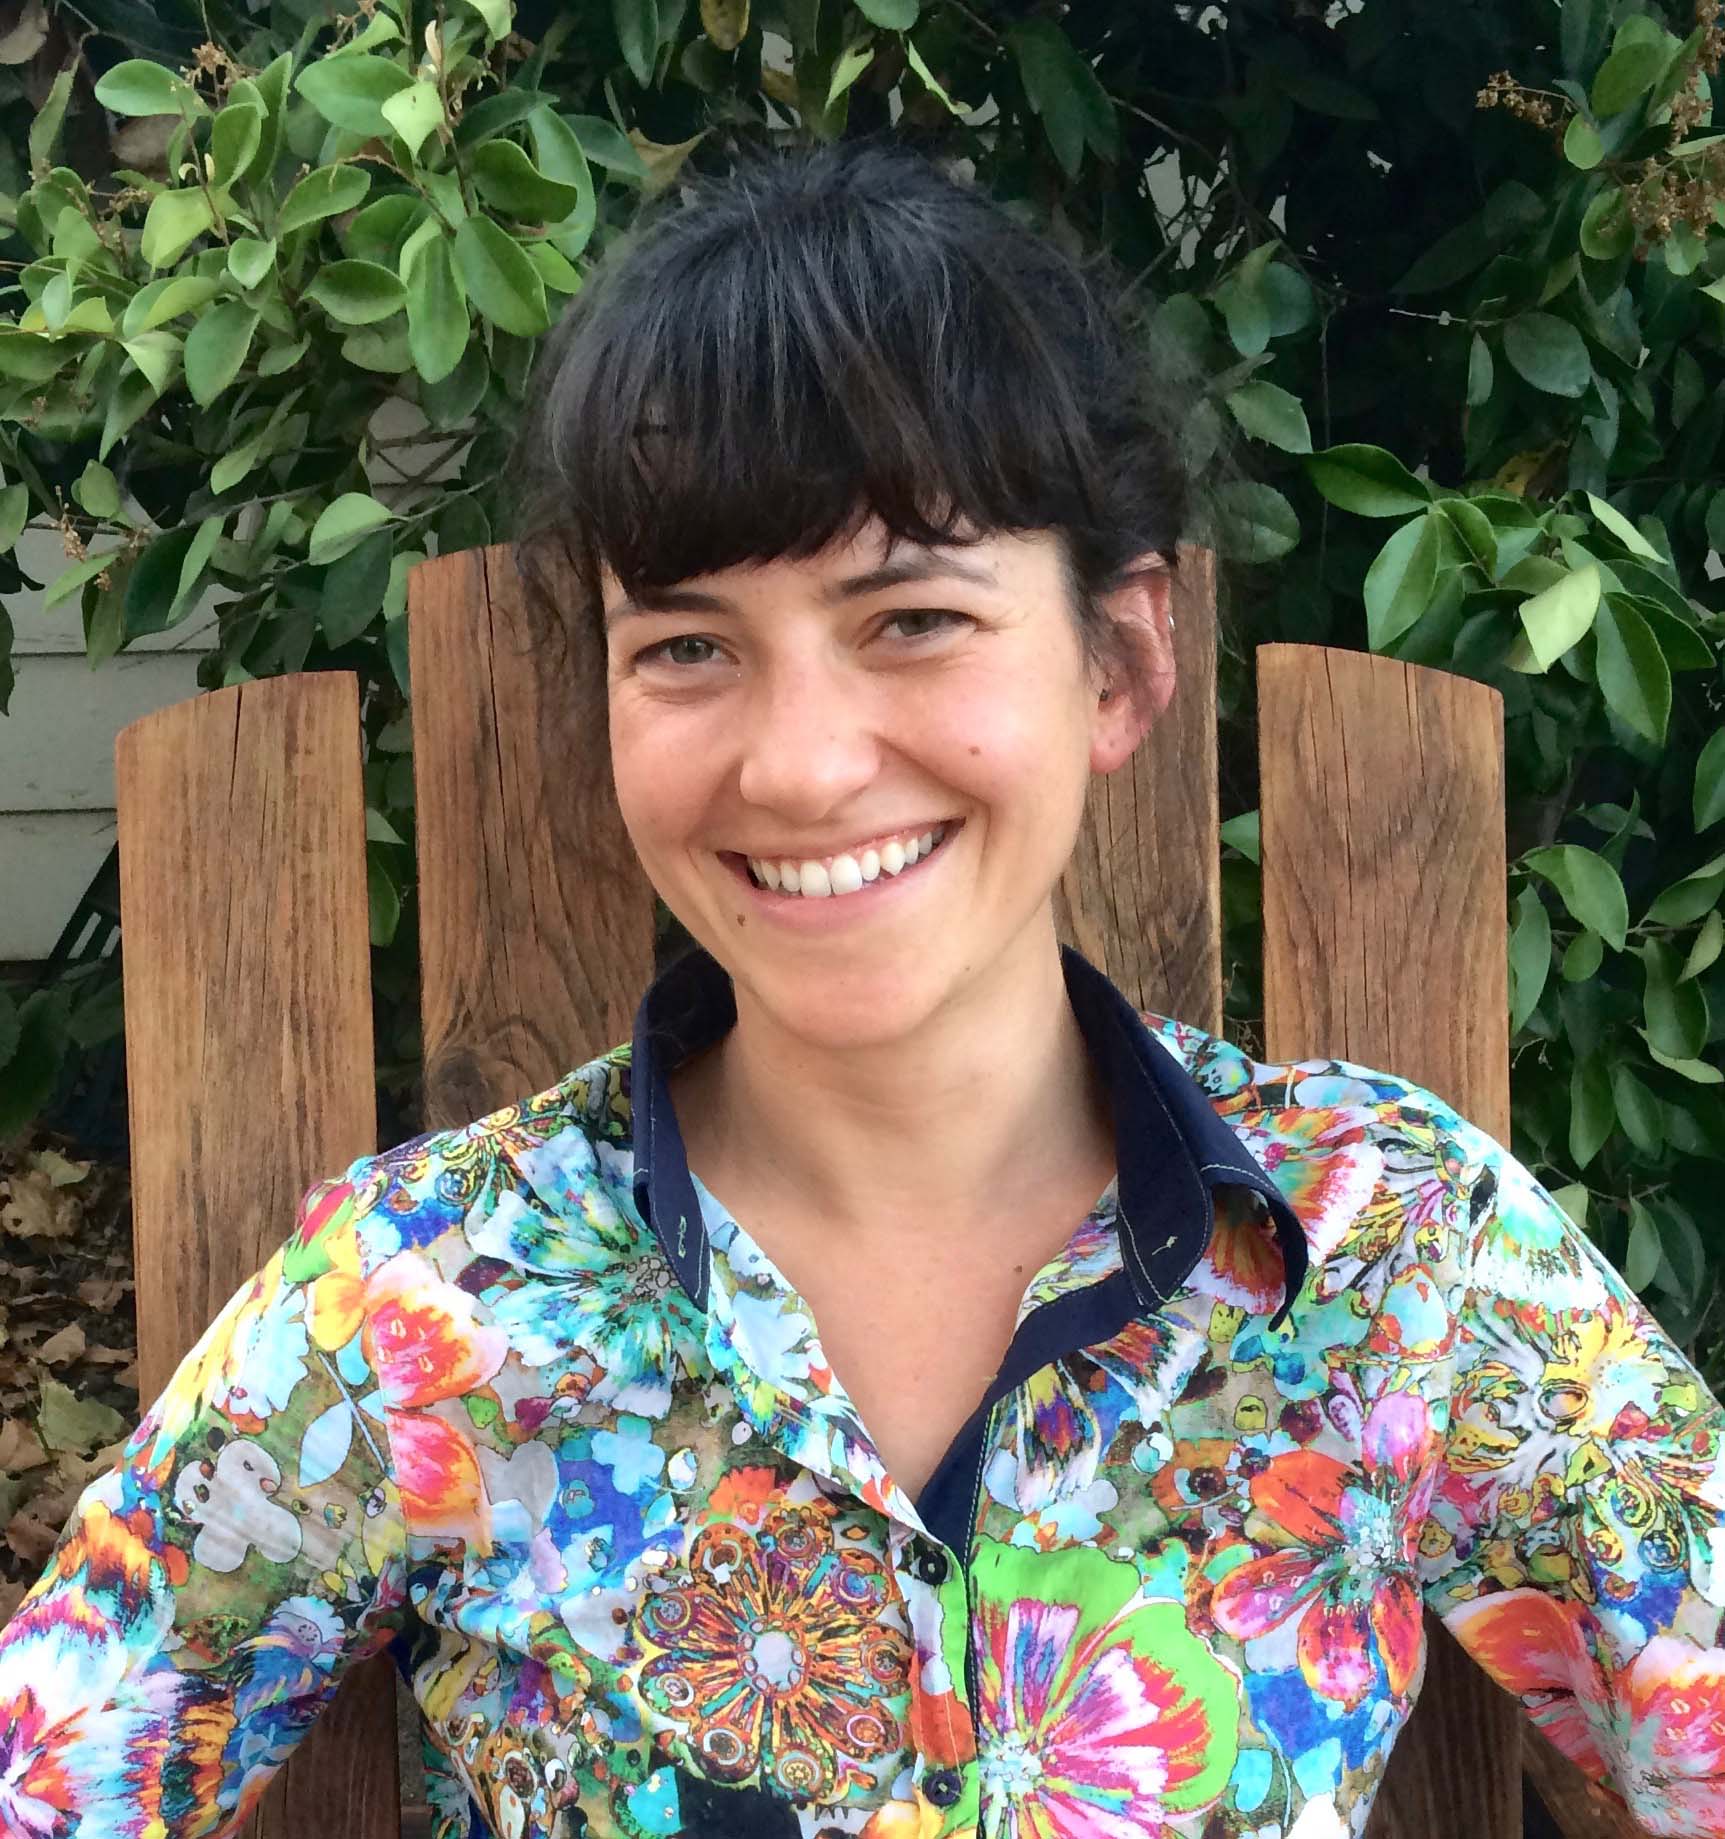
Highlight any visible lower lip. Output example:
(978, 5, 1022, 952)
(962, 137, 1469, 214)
(719, 829, 960, 929)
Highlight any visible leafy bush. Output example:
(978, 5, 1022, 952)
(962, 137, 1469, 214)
(1, 0, 1724, 1380)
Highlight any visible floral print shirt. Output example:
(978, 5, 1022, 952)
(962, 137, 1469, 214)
(3, 942, 1725, 1839)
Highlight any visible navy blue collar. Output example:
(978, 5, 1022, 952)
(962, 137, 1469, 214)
(628, 943, 1307, 1331)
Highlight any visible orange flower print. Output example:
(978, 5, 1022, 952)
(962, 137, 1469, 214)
(389, 1408, 493, 1555)
(363, 1250, 508, 1409)
(1448, 1591, 1725, 1825)
(1211, 1393, 1437, 1711)
(709, 1465, 783, 1528)
(0, 1685, 82, 1837)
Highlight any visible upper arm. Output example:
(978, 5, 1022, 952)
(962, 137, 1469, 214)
(1420, 1118, 1725, 1833)
(0, 1161, 409, 1839)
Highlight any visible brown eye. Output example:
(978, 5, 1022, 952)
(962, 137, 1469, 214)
(886, 610, 968, 641)
(641, 635, 720, 667)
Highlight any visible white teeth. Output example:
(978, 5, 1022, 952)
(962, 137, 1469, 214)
(743, 823, 951, 898)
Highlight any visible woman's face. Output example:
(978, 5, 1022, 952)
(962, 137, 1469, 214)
(601, 516, 1172, 1050)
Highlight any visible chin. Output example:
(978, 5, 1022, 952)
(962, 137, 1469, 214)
(730, 955, 953, 1050)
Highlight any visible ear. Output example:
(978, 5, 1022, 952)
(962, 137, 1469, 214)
(1088, 554, 1176, 776)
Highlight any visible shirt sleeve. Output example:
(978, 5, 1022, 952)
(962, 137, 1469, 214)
(1418, 1109, 1725, 1837)
(0, 1159, 410, 1839)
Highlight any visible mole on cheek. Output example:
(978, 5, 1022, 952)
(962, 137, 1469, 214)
(969, 745, 981, 757)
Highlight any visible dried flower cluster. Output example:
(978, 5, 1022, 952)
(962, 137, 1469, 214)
(1479, 0, 1725, 252)
(1476, 68, 1565, 147)
(1669, 0, 1725, 138)
(181, 39, 240, 108)
(1625, 142, 1725, 239)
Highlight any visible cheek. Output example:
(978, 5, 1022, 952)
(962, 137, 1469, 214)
(928, 666, 1093, 799)
(606, 698, 711, 851)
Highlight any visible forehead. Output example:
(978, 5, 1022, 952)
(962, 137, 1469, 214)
(599, 518, 1065, 623)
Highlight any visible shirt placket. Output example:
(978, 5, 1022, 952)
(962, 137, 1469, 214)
(702, 1247, 988, 1831)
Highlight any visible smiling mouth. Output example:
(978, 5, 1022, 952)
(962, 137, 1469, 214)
(726, 821, 958, 900)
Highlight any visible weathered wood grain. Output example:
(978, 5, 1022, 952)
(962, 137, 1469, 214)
(114, 673, 399, 1839)
(408, 545, 658, 1125)
(1057, 544, 1221, 1026)
(1523, 1724, 1653, 1839)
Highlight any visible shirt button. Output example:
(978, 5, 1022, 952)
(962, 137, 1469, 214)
(924, 1768, 963, 1809)
(912, 1541, 949, 1586)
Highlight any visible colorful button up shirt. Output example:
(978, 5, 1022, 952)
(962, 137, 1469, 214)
(4, 942, 1725, 1839)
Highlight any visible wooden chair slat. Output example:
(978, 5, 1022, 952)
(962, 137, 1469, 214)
(1257, 643, 1627, 1839)
(114, 674, 399, 1839)
(1057, 546, 1222, 1026)
(408, 546, 657, 1128)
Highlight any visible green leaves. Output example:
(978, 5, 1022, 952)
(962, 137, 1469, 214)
(294, 55, 414, 137)
(453, 217, 549, 335)
(1695, 730, 1725, 832)
(1580, 186, 1632, 260)
(1509, 884, 1552, 1031)
(1306, 444, 1430, 517)
(614, 0, 661, 87)
(1364, 513, 1439, 649)
(1591, 18, 1675, 116)
(1215, 483, 1300, 563)
(140, 189, 215, 268)
(1642, 937, 1708, 1061)
(280, 164, 371, 236)
(1224, 380, 1311, 454)
(306, 260, 408, 326)
(1524, 844, 1628, 951)
(93, 59, 207, 118)
(1508, 564, 1600, 671)
(309, 493, 395, 565)
(1594, 592, 1671, 743)
(1645, 851, 1725, 925)
(405, 234, 469, 384)
(210, 102, 262, 187)
(1502, 313, 1592, 398)
(184, 302, 259, 406)
(1009, 19, 1118, 178)
(473, 139, 584, 221)
(381, 80, 446, 160)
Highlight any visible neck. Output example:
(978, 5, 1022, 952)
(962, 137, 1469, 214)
(671, 917, 1116, 1242)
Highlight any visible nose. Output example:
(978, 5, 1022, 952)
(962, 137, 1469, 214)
(735, 659, 881, 823)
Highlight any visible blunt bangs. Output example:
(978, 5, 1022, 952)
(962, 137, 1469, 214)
(513, 138, 1201, 671)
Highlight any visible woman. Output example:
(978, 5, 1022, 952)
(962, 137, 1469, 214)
(3, 138, 1724, 1839)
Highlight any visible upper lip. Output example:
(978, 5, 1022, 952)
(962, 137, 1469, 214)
(726, 821, 957, 860)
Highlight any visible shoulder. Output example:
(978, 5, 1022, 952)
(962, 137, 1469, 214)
(1139, 1009, 1512, 1267)
(1139, 1008, 1458, 1122)
(288, 1043, 638, 1280)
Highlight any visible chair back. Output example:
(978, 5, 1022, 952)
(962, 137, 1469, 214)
(107, 542, 1639, 1836)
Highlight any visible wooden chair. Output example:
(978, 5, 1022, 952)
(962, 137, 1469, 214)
(101, 542, 1645, 1838)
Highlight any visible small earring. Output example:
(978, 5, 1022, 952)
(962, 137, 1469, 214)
(1099, 688, 1114, 702)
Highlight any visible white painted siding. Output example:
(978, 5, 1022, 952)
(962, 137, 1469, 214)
(2, 527, 218, 960)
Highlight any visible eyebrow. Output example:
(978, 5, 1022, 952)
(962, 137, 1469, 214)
(602, 550, 1001, 624)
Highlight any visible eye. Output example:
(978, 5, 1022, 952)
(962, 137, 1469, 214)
(884, 609, 971, 641)
(636, 634, 723, 669)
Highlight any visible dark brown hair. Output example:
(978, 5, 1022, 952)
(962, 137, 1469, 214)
(510, 135, 1211, 701)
